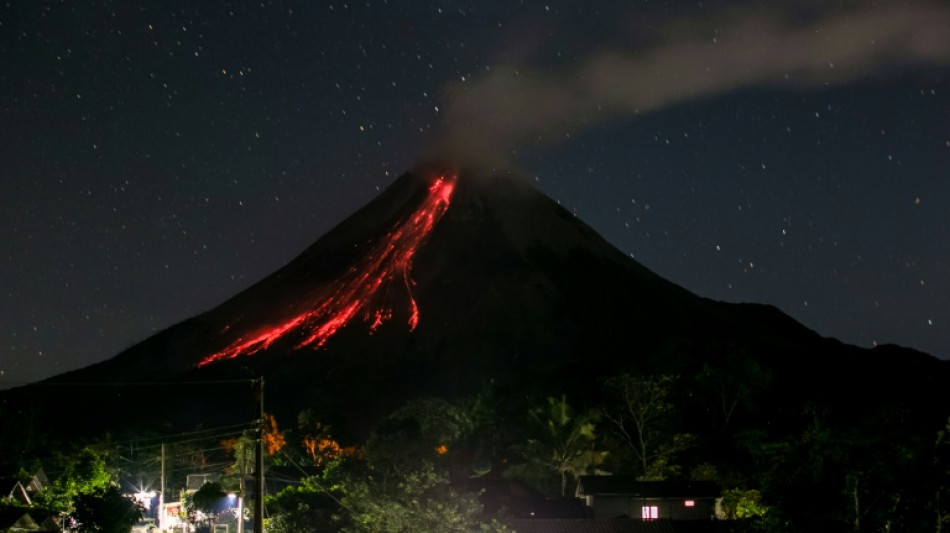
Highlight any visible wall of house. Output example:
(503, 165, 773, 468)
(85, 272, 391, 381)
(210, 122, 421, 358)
(587, 496, 717, 520)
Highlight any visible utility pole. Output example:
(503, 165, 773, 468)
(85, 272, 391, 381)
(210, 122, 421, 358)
(237, 443, 246, 533)
(253, 377, 264, 533)
(159, 442, 166, 531)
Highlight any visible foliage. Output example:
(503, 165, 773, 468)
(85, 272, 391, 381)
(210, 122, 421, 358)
(509, 395, 607, 497)
(222, 433, 257, 480)
(602, 374, 693, 480)
(335, 462, 506, 533)
(266, 398, 512, 533)
(720, 488, 769, 519)
(220, 412, 288, 491)
(263, 413, 287, 455)
(296, 411, 359, 468)
(931, 416, 950, 532)
(266, 480, 339, 533)
(71, 485, 142, 533)
(189, 482, 228, 515)
(265, 457, 358, 533)
(32, 447, 114, 514)
(695, 347, 771, 431)
(364, 397, 467, 476)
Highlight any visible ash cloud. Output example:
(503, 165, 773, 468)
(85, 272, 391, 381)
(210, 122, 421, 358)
(434, 4, 950, 165)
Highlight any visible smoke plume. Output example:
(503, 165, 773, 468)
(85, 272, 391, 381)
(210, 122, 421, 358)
(435, 4, 950, 165)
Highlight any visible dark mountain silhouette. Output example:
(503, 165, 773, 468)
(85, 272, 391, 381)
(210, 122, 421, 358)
(2, 164, 947, 442)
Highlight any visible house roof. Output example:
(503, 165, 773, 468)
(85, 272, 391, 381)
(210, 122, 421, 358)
(577, 477, 719, 498)
(5, 481, 33, 506)
(24, 470, 48, 493)
(0, 507, 40, 531)
(507, 519, 677, 533)
(508, 519, 734, 533)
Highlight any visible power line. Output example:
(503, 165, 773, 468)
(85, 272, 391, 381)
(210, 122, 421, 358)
(126, 422, 258, 448)
(278, 448, 351, 513)
(0, 422, 257, 470)
(0, 378, 256, 387)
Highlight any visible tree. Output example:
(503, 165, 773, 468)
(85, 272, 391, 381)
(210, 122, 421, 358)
(188, 481, 229, 531)
(602, 374, 693, 479)
(335, 462, 510, 533)
(929, 416, 949, 532)
(71, 485, 142, 533)
(263, 413, 287, 455)
(513, 395, 607, 497)
(720, 488, 770, 519)
(266, 475, 341, 533)
(364, 397, 467, 476)
(32, 447, 114, 514)
(695, 347, 771, 431)
(295, 410, 358, 469)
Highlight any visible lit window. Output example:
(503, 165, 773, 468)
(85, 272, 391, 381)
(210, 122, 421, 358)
(641, 506, 658, 520)
(684, 500, 695, 507)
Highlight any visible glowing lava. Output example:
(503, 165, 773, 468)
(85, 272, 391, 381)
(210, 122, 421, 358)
(199, 174, 457, 367)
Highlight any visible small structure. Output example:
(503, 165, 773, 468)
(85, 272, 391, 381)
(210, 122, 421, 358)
(0, 507, 42, 532)
(578, 477, 719, 521)
(3, 470, 49, 507)
(508, 518, 677, 533)
(186, 473, 218, 492)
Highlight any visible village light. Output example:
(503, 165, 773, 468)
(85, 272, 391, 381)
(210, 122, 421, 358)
(133, 490, 157, 511)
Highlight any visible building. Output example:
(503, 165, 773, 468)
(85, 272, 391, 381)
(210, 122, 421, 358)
(3, 470, 48, 507)
(577, 477, 719, 521)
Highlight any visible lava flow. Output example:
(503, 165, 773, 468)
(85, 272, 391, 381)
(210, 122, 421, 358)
(198, 174, 457, 367)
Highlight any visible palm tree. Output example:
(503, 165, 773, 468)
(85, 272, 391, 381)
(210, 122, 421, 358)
(525, 395, 608, 496)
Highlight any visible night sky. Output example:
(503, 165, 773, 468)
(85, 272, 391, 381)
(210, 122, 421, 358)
(3, 1, 948, 387)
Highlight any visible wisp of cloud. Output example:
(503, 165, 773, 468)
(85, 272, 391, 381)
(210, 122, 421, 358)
(434, 4, 950, 165)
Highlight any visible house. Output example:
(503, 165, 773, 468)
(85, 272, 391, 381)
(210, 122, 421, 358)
(1, 470, 58, 532)
(3, 483, 33, 508)
(185, 473, 218, 492)
(0, 507, 53, 533)
(507, 518, 677, 533)
(577, 477, 719, 521)
(3, 470, 48, 507)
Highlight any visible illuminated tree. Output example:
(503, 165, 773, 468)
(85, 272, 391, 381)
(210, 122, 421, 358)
(32, 447, 114, 514)
(222, 412, 286, 480)
(295, 410, 358, 468)
(720, 488, 770, 519)
(263, 413, 287, 455)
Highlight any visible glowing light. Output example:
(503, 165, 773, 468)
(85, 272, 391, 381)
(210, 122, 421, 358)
(684, 500, 695, 507)
(199, 174, 457, 367)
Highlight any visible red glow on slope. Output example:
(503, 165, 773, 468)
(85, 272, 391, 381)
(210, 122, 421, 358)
(198, 175, 457, 367)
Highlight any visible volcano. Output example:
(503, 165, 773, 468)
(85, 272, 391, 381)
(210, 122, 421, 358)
(3, 164, 946, 439)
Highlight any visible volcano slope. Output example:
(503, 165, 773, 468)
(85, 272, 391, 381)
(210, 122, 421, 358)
(2, 165, 946, 442)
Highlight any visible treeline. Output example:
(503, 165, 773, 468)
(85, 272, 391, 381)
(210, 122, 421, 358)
(3, 354, 949, 532)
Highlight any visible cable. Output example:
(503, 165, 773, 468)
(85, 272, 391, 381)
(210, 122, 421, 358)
(278, 449, 351, 513)
(127, 422, 259, 446)
(1, 379, 257, 387)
